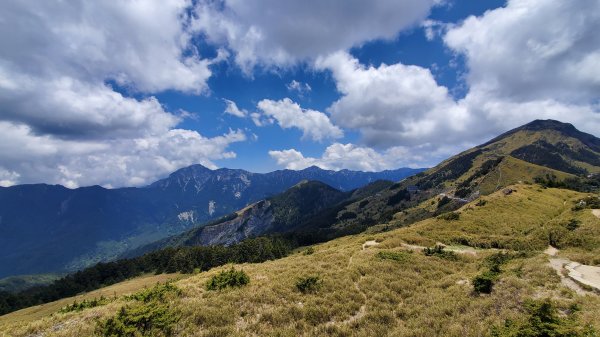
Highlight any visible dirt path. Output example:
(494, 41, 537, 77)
(545, 246, 599, 295)
(592, 209, 600, 219)
(328, 240, 377, 327)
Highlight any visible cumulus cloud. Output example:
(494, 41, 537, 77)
(223, 99, 248, 117)
(304, 0, 600, 169)
(445, 0, 600, 103)
(316, 51, 473, 148)
(192, 0, 436, 71)
(0, 0, 245, 187)
(269, 143, 452, 171)
(257, 98, 343, 141)
(0, 121, 246, 188)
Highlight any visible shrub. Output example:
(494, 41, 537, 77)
(295, 276, 322, 294)
(60, 296, 110, 313)
(377, 251, 412, 263)
(564, 219, 581, 231)
(423, 245, 458, 260)
(98, 303, 180, 337)
(475, 199, 487, 207)
(472, 272, 495, 294)
(437, 212, 460, 221)
(491, 298, 595, 337)
(338, 211, 358, 220)
(127, 282, 181, 303)
(206, 267, 250, 291)
(303, 247, 315, 255)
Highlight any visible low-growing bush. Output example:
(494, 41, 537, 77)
(98, 302, 180, 337)
(127, 282, 181, 303)
(472, 272, 495, 294)
(60, 296, 110, 313)
(376, 251, 412, 263)
(303, 247, 315, 255)
(437, 212, 460, 221)
(475, 199, 487, 206)
(206, 267, 250, 291)
(491, 298, 595, 337)
(423, 245, 458, 260)
(295, 276, 322, 294)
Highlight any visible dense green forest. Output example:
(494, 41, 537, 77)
(0, 236, 293, 315)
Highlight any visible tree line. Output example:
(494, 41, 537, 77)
(0, 236, 293, 316)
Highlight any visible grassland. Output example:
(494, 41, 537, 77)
(1, 184, 598, 336)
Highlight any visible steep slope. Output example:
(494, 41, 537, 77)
(3, 185, 599, 336)
(333, 120, 600, 230)
(130, 180, 394, 255)
(0, 166, 421, 278)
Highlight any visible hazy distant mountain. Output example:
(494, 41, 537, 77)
(0, 165, 423, 278)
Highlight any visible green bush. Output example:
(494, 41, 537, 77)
(126, 282, 181, 303)
(491, 298, 596, 337)
(423, 245, 458, 260)
(303, 247, 315, 255)
(206, 267, 250, 291)
(97, 282, 182, 336)
(59, 296, 110, 313)
(437, 212, 460, 221)
(295, 276, 322, 294)
(98, 303, 180, 337)
(472, 272, 495, 294)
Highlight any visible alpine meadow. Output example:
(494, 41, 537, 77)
(0, 1, 599, 337)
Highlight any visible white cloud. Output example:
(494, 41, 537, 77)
(192, 0, 436, 71)
(0, 0, 247, 187)
(444, 0, 600, 103)
(0, 0, 213, 94)
(0, 121, 246, 188)
(316, 51, 472, 148)
(257, 98, 343, 141)
(269, 143, 446, 171)
(286, 80, 312, 96)
(223, 99, 248, 117)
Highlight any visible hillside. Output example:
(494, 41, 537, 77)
(130, 180, 394, 256)
(331, 120, 600, 231)
(2, 184, 599, 336)
(0, 165, 421, 278)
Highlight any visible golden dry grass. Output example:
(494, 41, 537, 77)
(1, 184, 599, 337)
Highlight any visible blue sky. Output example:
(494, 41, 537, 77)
(0, 0, 598, 187)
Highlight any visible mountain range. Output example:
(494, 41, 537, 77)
(1, 119, 599, 335)
(0, 165, 422, 278)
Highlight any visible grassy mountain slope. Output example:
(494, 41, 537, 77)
(331, 120, 600, 231)
(3, 184, 599, 336)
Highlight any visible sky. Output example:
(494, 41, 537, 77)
(0, 0, 599, 188)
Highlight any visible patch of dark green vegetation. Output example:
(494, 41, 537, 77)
(473, 252, 523, 294)
(338, 211, 358, 220)
(377, 250, 412, 263)
(387, 188, 411, 206)
(491, 298, 596, 337)
(295, 276, 322, 294)
(455, 157, 504, 198)
(423, 245, 458, 260)
(358, 199, 370, 208)
(206, 267, 250, 291)
(418, 149, 483, 190)
(572, 195, 600, 211)
(302, 247, 315, 255)
(97, 283, 182, 337)
(512, 140, 588, 175)
(534, 173, 600, 193)
(0, 236, 292, 316)
(59, 295, 111, 313)
(437, 212, 460, 221)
